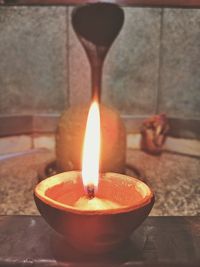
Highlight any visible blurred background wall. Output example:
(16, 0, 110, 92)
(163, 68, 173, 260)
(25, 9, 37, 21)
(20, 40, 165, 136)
(0, 7, 200, 135)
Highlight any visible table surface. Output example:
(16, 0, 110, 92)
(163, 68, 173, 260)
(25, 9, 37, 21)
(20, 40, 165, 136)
(0, 216, 199, 267)
(1, 149, 200, 216)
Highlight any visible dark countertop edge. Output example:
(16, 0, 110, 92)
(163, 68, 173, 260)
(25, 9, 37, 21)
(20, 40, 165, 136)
(1, 214, 200, 219)
(0, 215, 199, 267)
(0, 260, 199, 267)
(1, 0, 200, 8)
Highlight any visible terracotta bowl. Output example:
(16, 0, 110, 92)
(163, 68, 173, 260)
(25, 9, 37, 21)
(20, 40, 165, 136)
(34, 171, 154, 254)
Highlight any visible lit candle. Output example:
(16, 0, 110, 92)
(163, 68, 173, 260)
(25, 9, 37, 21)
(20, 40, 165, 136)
(73, 101, 121, 210)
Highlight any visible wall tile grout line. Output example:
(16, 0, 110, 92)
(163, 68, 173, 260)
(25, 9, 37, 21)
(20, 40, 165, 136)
(155, 8, 164, 114)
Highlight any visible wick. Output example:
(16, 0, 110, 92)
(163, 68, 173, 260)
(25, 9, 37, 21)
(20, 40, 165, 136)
(86, 184, 95, 199)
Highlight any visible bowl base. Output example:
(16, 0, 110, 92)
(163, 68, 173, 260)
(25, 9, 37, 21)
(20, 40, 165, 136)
(50, 232, 142, 261)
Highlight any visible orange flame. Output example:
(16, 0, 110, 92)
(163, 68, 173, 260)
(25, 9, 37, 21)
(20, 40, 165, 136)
(82, 101, 101, 190)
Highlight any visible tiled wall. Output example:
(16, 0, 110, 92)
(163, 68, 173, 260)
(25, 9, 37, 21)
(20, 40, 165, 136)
(0, 7, 68, 114)
(0, 6, 200, 119)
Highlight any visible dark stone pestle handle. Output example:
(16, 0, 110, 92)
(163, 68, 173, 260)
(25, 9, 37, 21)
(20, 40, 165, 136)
(71, 3, 124, 102)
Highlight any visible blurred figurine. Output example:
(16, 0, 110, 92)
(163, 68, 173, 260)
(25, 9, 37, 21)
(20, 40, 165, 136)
(141, 113, 169, 155)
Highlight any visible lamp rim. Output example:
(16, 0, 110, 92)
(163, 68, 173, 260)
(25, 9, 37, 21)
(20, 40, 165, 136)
(34, 171, 154, 215)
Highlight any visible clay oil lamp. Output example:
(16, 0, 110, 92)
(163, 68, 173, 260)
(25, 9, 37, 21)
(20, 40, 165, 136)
(34, 101, 154, 254)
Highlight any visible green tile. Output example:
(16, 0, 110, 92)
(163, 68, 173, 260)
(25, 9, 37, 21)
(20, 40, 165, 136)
(158, 9, 200, 118)
(0, 6, 68, 115)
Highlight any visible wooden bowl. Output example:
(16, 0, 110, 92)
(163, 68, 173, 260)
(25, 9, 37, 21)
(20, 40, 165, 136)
(34, 172, 154, 254)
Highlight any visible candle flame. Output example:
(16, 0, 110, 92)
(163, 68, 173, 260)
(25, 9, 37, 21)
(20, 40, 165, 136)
(82, 101, 101, 191)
